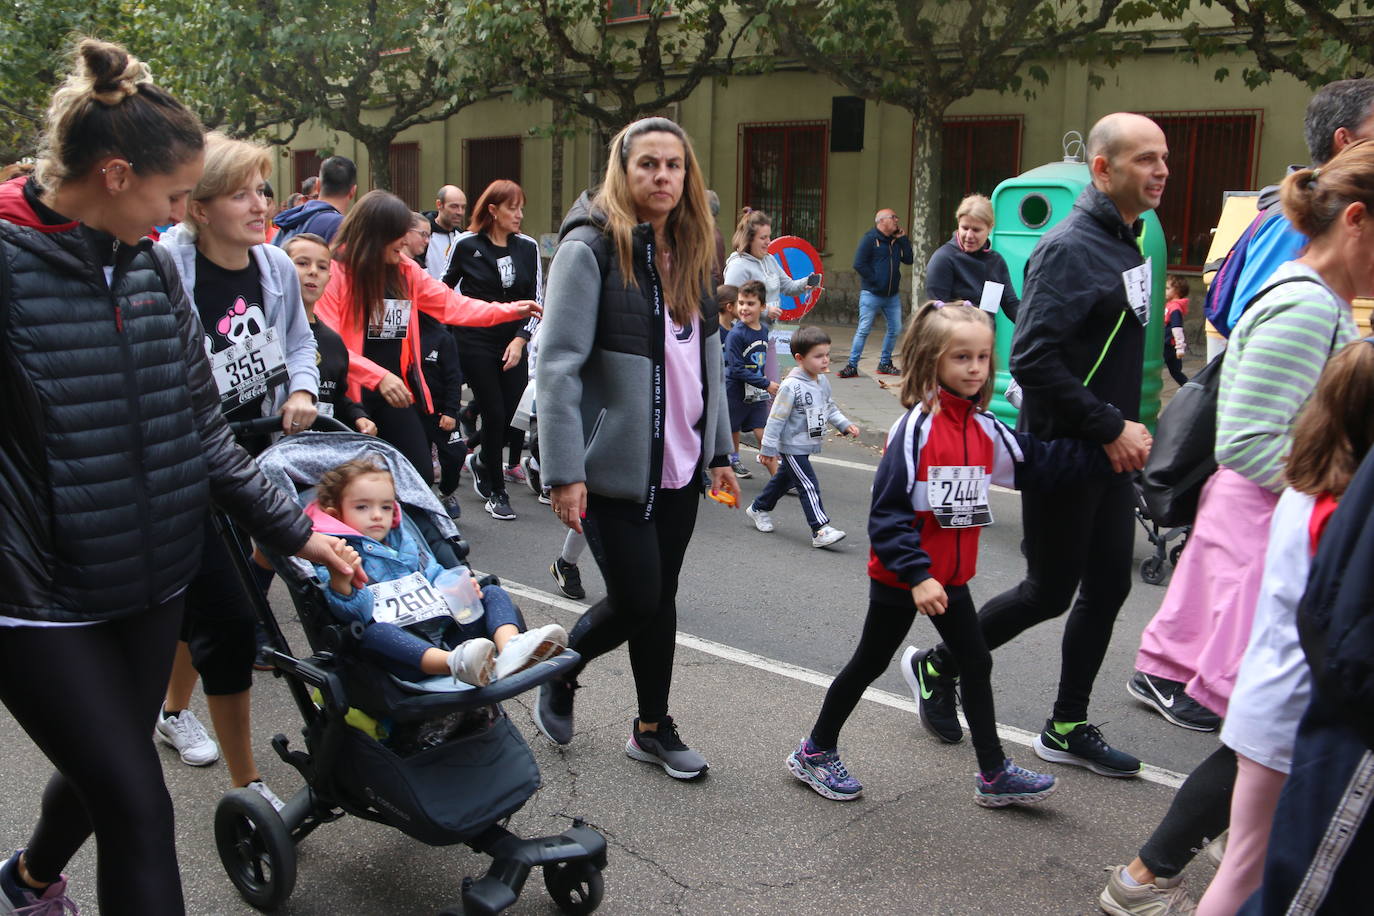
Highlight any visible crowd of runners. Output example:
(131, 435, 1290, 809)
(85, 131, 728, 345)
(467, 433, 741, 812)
(1, 36, 1373, 916)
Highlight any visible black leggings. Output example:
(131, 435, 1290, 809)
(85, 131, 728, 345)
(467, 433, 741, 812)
(970, 477, 1134, 722)
(181, 518, 256, 695)
(1138, 744, 1237, 878)
(568, 484, 699, 723)
(811, 580, 1005, 774)
(0, 596, 186, 914)
(459, 348, 527, 497)
(362, 390, 435, 485)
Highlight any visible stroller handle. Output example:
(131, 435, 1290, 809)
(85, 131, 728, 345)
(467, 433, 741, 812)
(227, 415, 352, 437)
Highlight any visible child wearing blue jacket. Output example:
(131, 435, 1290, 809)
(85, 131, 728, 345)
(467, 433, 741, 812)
(723, 281, 775, 479)
(310, 457, 566, 685)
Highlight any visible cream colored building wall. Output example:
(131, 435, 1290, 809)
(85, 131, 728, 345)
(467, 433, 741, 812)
(275, 45, 1314, 306)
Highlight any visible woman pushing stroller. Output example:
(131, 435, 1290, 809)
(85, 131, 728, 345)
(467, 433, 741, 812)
(309, 458, 567, 686)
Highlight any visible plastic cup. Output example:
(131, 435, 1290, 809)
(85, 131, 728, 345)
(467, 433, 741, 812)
(434, 566, 484, 624)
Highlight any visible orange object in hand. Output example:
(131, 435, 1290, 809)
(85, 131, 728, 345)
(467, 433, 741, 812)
(707, 488, 737, 508)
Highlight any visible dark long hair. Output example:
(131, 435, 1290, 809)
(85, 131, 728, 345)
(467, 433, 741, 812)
(331, 190, 413, 327)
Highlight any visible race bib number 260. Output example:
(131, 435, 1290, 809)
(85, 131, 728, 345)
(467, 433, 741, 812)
(367, 572, 450, 627)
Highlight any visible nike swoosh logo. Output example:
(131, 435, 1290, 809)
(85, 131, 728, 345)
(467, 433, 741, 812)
(1044, 731, 1070, 750)
(1148, 681, 1176, 708)
(917, 669, 935, 701)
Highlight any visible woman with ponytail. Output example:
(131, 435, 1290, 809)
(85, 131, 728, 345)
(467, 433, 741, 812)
(1103, 141, 1372, 915)
(0, 40, 350, 914)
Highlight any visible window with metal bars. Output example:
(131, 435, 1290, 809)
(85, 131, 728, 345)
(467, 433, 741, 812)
(607, 1, 670, 22)
(464, 136, 523, 205)
(739, 121, 828, 249)
(1144, 110, 1261, 270)
(292, 149, 322, 197)
(935, 117, 1022, 235)
(388, 142, 421, 210)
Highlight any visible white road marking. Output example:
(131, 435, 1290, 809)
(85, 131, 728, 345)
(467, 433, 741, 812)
(495, 577, 1186, 789)
(739, 444, 1018, 495)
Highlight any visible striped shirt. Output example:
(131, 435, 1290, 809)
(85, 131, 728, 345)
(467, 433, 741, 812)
(1217, 261, 1356, 492)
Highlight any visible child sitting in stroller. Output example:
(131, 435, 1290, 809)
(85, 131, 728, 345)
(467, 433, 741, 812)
(309, 457, 567, 686)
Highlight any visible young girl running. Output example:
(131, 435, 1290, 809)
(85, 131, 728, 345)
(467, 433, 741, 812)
(788, 302, 1111, 806)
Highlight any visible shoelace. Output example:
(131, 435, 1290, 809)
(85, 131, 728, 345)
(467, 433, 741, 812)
(14, 886, 80, 916)
(652, 717, 689, 751)
(815, 748, 852, 780)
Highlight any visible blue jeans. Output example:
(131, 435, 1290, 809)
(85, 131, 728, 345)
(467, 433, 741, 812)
(358, 584, 524, 680)
(848, 290, 903, 366)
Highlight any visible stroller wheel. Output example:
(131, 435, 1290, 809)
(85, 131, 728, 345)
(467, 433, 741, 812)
(214, 787, 297, 911)
(1139, 555, 1167, 586)
(544, 860, 605, 915)
(1169, 542, 1186, 567)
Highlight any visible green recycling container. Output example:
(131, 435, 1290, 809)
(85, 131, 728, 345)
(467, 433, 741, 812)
(987, 159, 1166, 430)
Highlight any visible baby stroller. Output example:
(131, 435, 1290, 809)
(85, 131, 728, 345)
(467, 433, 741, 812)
(1132, 476, 1191, 586)
(213, 418, 607, 915)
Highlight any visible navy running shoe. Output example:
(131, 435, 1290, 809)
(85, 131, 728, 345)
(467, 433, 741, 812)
(901, 646, 962, 743)
(974, 758, 1057, 808)
(1034, 720, 1141, 778)
(786, 738, 863, 801)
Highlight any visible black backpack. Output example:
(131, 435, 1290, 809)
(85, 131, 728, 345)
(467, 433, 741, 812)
(1140, 276, 1318, 527)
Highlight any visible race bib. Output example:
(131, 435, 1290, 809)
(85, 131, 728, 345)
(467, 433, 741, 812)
(316, 401, 335, 418)
(209, 327, 288, 408)
(367, 572, 450, 627)
(804, 398, 825, 438)
(979, 281, 1005, 315)
(1122, 261, 1151, 327)
(927, 465, 992, 528)
(744, 385, 771, 404)
(368, 298, 412, 339)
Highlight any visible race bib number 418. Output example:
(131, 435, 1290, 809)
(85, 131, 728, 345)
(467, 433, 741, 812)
(926, 465, 992, 528)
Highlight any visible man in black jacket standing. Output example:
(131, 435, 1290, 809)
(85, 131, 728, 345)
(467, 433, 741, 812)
(913, 112, 1160, 777)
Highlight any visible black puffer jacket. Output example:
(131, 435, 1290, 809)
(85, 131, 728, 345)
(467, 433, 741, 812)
(0, 178, 312, 623)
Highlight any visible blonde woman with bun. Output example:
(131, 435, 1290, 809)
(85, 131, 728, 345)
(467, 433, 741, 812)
(0, 39, 352, 914)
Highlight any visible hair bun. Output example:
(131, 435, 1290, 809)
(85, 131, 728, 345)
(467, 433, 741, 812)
(78, 39, 149, 105)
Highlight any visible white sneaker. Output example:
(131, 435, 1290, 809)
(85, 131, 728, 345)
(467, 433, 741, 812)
(493, 624, 569, 680)
(154, 709, 220, 766)
(811, 525, 846, 548)
(745, 504, 774, 533)
(447, 638, 496, 686)
(245, 779, 286, 813)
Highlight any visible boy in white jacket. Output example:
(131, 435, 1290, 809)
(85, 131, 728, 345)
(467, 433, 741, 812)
(747, 327, 859, 547)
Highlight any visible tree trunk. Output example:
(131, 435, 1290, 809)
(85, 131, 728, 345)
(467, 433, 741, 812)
(363, 134, 394, 193)
(907, 106, 945, 312)
(550, 109, 565, 231)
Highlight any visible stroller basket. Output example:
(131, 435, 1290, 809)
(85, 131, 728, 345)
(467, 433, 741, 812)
(336, 712, 540, 845)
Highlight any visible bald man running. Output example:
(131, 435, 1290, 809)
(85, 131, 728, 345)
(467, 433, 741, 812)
(908, 112, 1162, 778)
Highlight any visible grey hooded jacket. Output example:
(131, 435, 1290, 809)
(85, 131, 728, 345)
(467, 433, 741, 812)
(536, 193, 732, 511)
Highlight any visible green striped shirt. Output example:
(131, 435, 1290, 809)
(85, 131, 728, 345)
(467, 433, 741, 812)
(1217, 262, 1357, 492)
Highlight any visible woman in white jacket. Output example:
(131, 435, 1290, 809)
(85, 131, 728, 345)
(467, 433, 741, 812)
(153, 133, 319, 811)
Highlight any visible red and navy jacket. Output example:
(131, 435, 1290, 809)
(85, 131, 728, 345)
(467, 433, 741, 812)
(868, 388, 1114, 589)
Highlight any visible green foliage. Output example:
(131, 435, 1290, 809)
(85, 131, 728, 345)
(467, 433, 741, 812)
(1174, 0, 1374, 88)
(454, 0, 754, 127)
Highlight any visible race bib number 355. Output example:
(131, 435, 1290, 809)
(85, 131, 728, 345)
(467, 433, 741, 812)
(927, 465, 992, 528)
(210, 327, 288, 407)
(367, 572, 450, 627)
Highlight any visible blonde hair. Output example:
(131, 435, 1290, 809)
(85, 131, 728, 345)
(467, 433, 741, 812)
(731, 208, 771, 253)
(955, 194, 994, 228)
(182, 133, 273, 240)
(896, 301, 995, 412)
(35, 38, 203, 191)
(593, 118, 715, 326)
